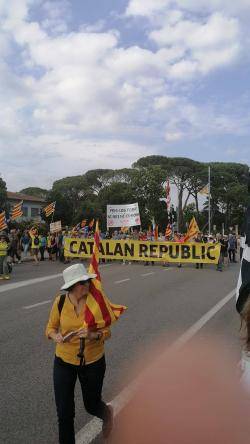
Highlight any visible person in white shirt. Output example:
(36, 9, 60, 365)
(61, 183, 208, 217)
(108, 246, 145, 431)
(240, 298, 250, 393)
(240, 234, 246, 261)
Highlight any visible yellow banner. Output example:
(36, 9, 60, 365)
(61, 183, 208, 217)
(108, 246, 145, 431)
(64, 239, 221, 264)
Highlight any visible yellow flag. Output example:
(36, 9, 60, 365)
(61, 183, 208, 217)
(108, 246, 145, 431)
(184, 217, 200, 242)
(199, 184, 209, 196)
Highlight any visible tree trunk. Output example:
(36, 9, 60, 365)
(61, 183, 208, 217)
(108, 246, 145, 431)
(195, 194, 199, 213)
(178, 186, 184, 232)
(183, 191, 191, 211)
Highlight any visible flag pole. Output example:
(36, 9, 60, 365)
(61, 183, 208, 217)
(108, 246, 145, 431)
(208, 166, 211, 236)
(51, 202, 56, 224)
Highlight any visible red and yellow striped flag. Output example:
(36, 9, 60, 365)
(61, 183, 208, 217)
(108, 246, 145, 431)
(85, 221, 127, 329)
(11, 201, 23, 220)
(184, 217, 200, 242)
(44, 202, 56, 217)
(165, 224, 172, 238)
(199, 184, 209, 196)
(154, 224, 159, 241)
(0, 211, 7, 230)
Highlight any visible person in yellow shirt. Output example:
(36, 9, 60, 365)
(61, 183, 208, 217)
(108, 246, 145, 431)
(29, 227, 40, 264)
(46, 264, 113, 443)
(0, 232, 10, 280)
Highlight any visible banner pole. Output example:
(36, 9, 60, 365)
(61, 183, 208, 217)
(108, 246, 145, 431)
(208, 166, 211, 236)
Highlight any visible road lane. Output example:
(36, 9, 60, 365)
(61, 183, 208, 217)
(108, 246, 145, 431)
(0, 261, 240, 444)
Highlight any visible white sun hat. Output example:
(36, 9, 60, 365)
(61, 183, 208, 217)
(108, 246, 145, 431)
(61, 263, 97, 291)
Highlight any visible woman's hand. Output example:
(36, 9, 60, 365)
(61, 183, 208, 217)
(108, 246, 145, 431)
(76, 329, 103, 340)
(52, 333, 64, 344)
(76, 328, 89, 339)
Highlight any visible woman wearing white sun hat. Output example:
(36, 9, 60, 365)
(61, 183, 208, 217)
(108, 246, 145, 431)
(46, 263, 113, 444)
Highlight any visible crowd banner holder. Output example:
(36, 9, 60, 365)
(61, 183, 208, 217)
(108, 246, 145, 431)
(64, 238, 221, 264)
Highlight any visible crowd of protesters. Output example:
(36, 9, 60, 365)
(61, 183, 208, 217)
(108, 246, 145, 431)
(0, 225, 241, 280)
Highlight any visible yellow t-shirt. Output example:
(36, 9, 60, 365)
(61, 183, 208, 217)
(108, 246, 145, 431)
(46, 294, 111, 365)
(30, 234, 39, 249)
(0, 241, 8, 256)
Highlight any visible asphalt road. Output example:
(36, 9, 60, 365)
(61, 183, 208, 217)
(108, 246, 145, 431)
(0, 259, 241, 444)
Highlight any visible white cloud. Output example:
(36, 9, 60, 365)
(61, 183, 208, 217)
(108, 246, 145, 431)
(126, 0, 170, 17)
(41, 0, 70, 34)
(1, 135, 152, 190)
(0, 0, 249, 190)
(225, 148, 237, 157)
(150, 13, 241, 76)
(126, 0, 250, 17)
(165, 131, 183, 142)
(150, 13, 239, 49)
(154, 95, 178, 110)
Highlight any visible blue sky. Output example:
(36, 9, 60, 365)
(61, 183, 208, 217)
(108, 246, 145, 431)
(0, 0, 250, 191)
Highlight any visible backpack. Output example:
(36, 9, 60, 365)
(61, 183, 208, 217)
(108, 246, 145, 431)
(58, 294, 66, 316)
(228, 237, 235, 249)
(34, 236, 39, 246)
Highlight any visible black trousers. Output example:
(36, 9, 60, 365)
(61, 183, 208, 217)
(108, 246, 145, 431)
(53, 355, 108, 444)
(9, 248, 21, 262)
(228, 249, 236, 262)
(39, 246, 45, 261)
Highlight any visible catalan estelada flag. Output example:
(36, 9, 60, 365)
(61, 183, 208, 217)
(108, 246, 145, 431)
(165, 224, 172, 238)
(44, 202, 56, 217)
(11, 201, 23, 220)
(184, 217, 200, 242)
(85, 221, 127, 329)
(166, 179, 171, 210)
(0, 211, 7, 231)
(199, 184, 209, 196)
(154, 224, 159, 241)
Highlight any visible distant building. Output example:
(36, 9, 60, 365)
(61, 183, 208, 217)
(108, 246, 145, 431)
(7, 192, 45, 222)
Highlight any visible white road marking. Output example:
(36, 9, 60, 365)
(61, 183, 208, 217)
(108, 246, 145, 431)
(141, 272, 155, 277)
(0, 273, 62, 293)
(169, 289, 236, 351)
(23, 300, 52, 310)
(75, 288, 236, 444)
(114, 279, 131, 284)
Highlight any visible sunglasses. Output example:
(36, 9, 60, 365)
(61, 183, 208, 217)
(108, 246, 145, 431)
(78, 279, 91, 286)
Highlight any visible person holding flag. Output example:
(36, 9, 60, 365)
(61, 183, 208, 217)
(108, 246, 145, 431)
(46, 221, 126, 443)
(29, 227, 40, 264)
(194, 232, 204, 269)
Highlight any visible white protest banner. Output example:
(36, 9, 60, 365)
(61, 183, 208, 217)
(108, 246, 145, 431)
(50, 220, 62, 233)
(107, 203, 141, 228)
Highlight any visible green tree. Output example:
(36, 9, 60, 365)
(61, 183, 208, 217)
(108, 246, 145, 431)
(46, 189, 73, 226)
(202, 162, 249, 231)
(19, 187, 48, 199)
(131, 166, 167, 229)
(51, 175, 94, 220)
(133, 156, 202, 231)
(84, 169, 114, 194)
(0, 177, 7, 211)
